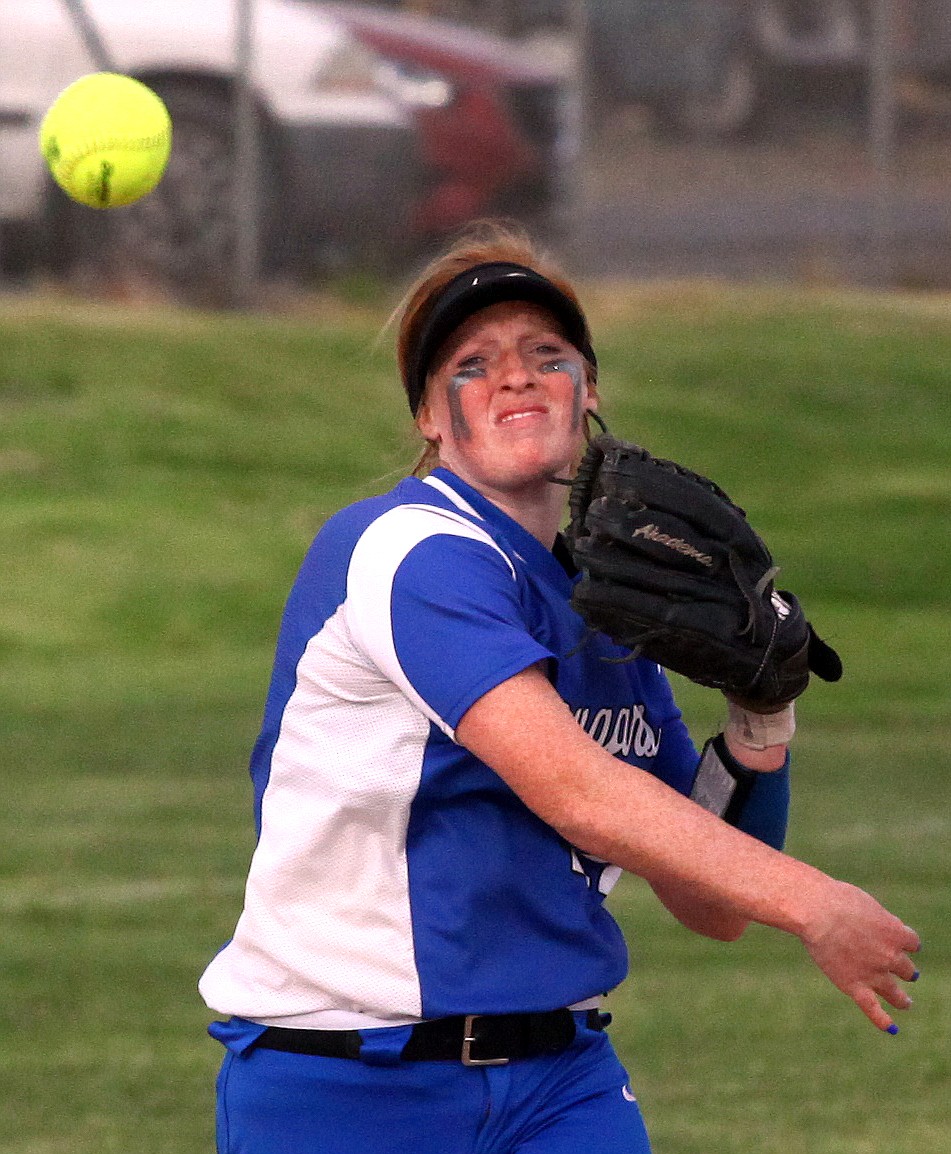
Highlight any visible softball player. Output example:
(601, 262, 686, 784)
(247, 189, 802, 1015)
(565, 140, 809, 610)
(200, 223, 919, 1154)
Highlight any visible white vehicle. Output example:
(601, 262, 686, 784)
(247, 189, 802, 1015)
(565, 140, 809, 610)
(0, 0, 421, 299)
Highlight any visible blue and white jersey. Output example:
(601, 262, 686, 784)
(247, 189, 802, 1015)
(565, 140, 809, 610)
(198, 468, 700, 1029)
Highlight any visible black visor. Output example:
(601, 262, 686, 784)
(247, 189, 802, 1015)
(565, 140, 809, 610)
(405, 261, 596, 415)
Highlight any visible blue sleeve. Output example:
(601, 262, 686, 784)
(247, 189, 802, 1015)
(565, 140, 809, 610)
(706, 735, 790, 851)
(730, 753, 791, 851)
(390, 533, 552, 729)
(345, 511, 551, 735)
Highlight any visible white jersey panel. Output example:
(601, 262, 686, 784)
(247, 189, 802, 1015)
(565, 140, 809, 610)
(199, 603, 431, 1024)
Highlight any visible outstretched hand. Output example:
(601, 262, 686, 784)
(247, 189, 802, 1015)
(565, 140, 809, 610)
(801, 879, 920, 1033)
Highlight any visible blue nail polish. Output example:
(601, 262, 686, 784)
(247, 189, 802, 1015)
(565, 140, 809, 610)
(911, 969, 921, 982)
(887, 1023, 899, 1036)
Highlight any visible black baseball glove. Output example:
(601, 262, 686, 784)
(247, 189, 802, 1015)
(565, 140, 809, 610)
(563, 432, 842, 709)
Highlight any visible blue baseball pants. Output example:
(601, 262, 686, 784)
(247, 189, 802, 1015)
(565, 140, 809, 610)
(214, 1013, 652, 1153)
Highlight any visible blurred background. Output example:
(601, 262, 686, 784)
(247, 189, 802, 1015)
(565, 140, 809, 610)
(4, 0, 951, 305)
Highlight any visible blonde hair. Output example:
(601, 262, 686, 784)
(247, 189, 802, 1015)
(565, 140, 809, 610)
(390, 220, 594, 475)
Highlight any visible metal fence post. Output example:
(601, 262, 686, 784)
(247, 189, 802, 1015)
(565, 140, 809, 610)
(562, 0, 589, 268)
(59, 0, 113, 69)
(234, 0, 260, 305)
(868, 0, 898, 285)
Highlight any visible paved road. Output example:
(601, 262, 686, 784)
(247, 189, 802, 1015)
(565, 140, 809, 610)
(569, 115, 951, 287)
(576, 188, 951, 284)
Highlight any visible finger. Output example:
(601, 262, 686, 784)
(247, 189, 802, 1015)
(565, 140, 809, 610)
(893, 954, 921, 984)
(853, 988, 897, 1035)
(877, 979, 914, 1012)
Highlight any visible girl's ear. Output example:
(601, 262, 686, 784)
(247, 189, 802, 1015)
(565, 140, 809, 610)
(416, 397, 440, 444)
(584, 377, 600, 413)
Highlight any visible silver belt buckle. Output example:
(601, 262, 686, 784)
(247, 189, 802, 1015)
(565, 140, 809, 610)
(461, 1014, 509, 1066)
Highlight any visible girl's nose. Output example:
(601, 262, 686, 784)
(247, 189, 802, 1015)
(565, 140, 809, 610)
(496, 347, 534, 390)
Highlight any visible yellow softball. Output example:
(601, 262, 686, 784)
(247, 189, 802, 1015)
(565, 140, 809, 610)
(39, 72, 172, 209)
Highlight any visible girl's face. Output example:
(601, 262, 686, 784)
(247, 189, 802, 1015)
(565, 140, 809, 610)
(416, 301, 598, 499)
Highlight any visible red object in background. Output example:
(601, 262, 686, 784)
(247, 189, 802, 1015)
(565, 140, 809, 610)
(410, 86, 539, 234)
(320, 3, 560, 237)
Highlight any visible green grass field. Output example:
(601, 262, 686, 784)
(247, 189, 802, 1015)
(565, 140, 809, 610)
(1, 283, 949, 1153)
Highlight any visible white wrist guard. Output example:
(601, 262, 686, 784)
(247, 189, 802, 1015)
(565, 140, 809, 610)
(690, 733, 755, 820)
(726, 700, 796, 750)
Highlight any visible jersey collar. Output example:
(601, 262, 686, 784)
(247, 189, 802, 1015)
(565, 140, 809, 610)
(424, 468, 577, 586)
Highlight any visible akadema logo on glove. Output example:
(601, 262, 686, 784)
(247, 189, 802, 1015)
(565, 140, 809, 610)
(632, 523, 714, 567)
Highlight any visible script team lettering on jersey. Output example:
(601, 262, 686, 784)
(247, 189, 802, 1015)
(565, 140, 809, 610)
(573, 702, 661, 760)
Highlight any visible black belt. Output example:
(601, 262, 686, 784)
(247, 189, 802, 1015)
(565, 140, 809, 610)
(254, 1008, 606, 1066)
